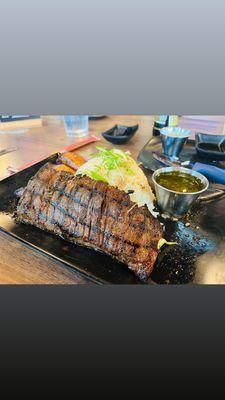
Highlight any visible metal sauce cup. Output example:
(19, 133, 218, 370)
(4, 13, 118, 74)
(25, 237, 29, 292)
(152, 167, 209, 217)
(160, 126, 191, 159)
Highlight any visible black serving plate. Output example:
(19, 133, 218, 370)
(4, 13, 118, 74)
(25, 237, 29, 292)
(195, 132, 225, 161)
(0, 152, 224, 284)
(89, 115, 106, 120)
(102, 124, 139, 144)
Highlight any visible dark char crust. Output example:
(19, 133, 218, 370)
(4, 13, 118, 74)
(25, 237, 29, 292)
(15, 162, 163, 280)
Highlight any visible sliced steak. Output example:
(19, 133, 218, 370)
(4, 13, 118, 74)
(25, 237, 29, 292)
(15, 163, 163, 280)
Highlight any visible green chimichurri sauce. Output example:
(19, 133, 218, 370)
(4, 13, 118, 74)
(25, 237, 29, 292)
(156, 171, 204, 193)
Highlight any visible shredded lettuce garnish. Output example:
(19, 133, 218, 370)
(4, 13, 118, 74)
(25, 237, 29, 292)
(92, 147, 134, 176)
(79, 147, 135, 183)
(88, 170, 108, 183)
(157, 238, 178, 250)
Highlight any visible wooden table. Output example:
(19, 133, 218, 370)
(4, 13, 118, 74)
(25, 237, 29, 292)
(1, 115, 225, 284)
(0, 115, 155, 283)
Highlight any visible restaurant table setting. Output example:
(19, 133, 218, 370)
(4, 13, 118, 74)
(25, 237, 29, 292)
(0, 115, 225, 284)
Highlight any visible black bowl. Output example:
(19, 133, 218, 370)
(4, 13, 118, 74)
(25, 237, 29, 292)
(195, 132, 225, 161)
(102, 124, 139, 144)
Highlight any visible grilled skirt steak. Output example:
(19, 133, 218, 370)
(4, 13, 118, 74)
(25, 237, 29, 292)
(15, 163, 163, 280)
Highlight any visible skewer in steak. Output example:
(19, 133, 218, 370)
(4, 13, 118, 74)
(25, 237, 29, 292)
(15, 163, 163, 280)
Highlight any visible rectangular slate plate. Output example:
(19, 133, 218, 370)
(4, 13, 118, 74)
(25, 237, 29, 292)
(0, 149, 224, 284)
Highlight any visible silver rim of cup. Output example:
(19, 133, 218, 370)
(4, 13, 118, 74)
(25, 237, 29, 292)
(160, 126, 191, 137)
(152, 166, 209, 196)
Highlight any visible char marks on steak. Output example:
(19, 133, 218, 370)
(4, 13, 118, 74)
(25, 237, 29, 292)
(15, 163, 163, 280)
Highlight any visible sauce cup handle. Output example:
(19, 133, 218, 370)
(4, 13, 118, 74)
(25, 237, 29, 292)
(199, 188, 225, 202)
